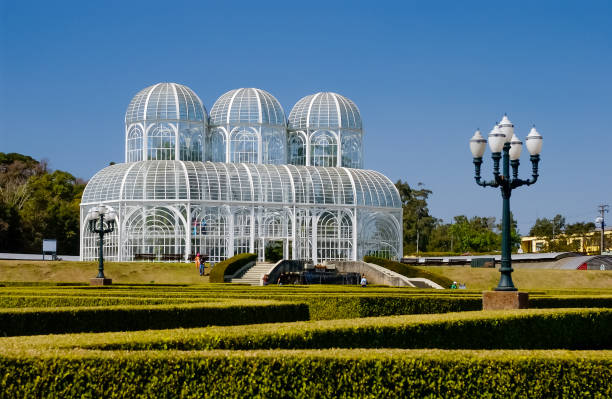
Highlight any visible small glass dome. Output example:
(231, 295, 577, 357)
(288, 92, 362, 131)
(125, 83, 207, 124)
(209, 88, 286, 126)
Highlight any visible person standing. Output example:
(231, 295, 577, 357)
(195, 254, 202, 276)
(360, 274, 367, 288)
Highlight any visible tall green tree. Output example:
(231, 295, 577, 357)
(395, 180, 437, 254)
(19, 170, 85, 255)
(529, 214, 566, 238)
(0, 153, 85, 255)
(448, 215, 501, 253)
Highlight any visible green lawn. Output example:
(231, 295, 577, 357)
(0, 260, 207, 284)
(415, 266, 612, 290)
(2, 259, 611, 290)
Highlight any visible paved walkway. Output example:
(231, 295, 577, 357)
(0, 253, 80, 261)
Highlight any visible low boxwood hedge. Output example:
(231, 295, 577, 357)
(1, 349, 610, 398)
(68, 308, 612, 351)
(0, 295, 208, 308)
(364, 256, 454, 288)
(0, 300, 309, 336)
(209, 253, 257, 283)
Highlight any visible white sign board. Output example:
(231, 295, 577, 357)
(42, 239, 57, 253)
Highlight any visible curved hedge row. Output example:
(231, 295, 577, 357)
(209, 253, 257, 283)
(0, 300, 309, 336)
(1, 349, 610, 398)
(69, 308, 612, 351)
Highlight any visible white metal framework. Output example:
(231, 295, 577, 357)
(288, 92, 363, 168)
(82, 83, 401, 263)
(81, 161, 402, 262)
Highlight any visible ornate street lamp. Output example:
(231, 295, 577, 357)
(87, 205, 116, 285)
(470, 115, 543, 291)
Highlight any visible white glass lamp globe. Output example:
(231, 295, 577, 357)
(488, 124, 505, 153)
(525, 126, 543, 155)
(509, 134, 523, 160)
(91, 207, 100, 219)
(470, 129, 487, 158)
(98, 204, 107, 215)
(498, 114, 514, 143)
(107, 211, 117, 222)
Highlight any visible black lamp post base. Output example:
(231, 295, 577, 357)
(90, 278, 112, 286)
(483, 291, 529, 310)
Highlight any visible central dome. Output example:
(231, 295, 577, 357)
(125, 83, 207, 124)
(209, 88, 286, 126)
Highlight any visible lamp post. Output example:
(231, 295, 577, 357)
(470, 115, 543, 291)
(87, 205, 116, 285)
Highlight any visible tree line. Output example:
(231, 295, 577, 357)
(527, 214, 597, 252)
(397, 180, 520, 255)
(0, 153, 85, 255)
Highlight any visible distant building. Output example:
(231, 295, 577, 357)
(521, 227, 612, 254)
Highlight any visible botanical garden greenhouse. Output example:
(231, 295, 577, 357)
(80, 83, 402, 263)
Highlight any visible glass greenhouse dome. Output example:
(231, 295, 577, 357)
(125, 83, 207, 163)
(207, 88, 287, 164)
(288, 92, 363, 168)
(81, 83, 402, 263)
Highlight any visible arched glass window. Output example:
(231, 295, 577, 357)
(207, 129, 226, 162)
(190, 133, 203, 161)
(191, 207, 227, 263)
(311, 131, 337, 167)
(230, 129, 258, 164)
(124, 207, 185, 261)
(341, 134, 362, 168)
(233, 208, 251, 255)
(147, 124, 175, 160)
(317, 211, 352, 261)
(288, 133, 306, 166)
(262, 134, 284, 164)
(127, 126, 143, 162)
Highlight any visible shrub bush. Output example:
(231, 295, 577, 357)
(209, 253, 257, 283)
(82, 308, 612, 351)
(1, 350, 610, 398)
(364, 256, 454, 288)
(0, 300, 309, 336)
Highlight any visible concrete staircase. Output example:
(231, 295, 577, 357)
(231, 262, 275, 285)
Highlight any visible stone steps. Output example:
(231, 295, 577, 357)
(232, 262, 275, 286)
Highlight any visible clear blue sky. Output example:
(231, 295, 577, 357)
(1, 0, 611, 234)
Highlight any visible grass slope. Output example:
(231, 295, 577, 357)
(0, 260, 207, 284)
(417, 266, 612, 290)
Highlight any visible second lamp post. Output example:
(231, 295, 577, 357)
(470, 115, 543, 291)
(87, 204, 116, 285)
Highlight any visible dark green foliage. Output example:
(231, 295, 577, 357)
(1, 350, 611, 398)
(395, 180, 437, 254)
(294, 295, 481, 320)
(530, 296, 612, 309)
(92, 309, 612, 351)
(0, 295, 206, 308)
(0, 301, 309, 336)
(209, 253, 257, 283)
(364, 255, 454, 288)
(0, 153, 85, 254)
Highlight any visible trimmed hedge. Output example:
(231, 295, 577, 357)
(0, 295, 210, 308)
(77, 308, 612, 351)
(209, 253, 257, 283)
(364, 256, 454, 288)
(0, 300, 309, 336)
(1, 349, 611, 398)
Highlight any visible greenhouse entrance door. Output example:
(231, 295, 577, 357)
(262, 239, 290, 263)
